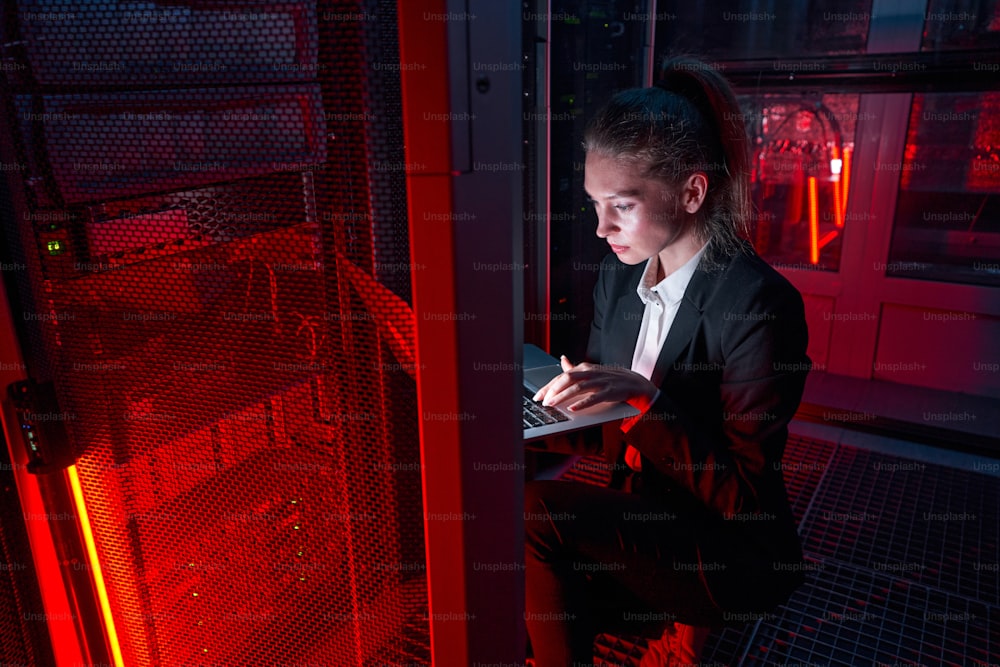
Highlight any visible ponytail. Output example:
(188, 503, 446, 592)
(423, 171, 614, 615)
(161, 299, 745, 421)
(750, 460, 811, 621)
(658, 57, 752, 256)
(584, 56, 753, 263)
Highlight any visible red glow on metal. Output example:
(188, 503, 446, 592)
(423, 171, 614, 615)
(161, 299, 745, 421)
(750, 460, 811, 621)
(397, 0, 464, 663)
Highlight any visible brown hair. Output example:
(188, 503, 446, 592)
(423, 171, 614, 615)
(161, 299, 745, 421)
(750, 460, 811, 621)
(583, 57, 752, 262)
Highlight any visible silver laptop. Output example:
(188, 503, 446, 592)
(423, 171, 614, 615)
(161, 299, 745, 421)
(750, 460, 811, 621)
(522, 344, 640, 441)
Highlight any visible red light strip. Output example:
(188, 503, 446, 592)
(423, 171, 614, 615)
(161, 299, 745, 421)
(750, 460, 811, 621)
(808, 176, 820, 264)
(833, 179, 844, 228)
(67, 465, 125, 667)
(818, 230, 839, 248)
(841, 146, 852, 225)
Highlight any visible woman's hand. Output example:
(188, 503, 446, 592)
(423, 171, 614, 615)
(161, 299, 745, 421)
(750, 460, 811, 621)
(532, 355, 658, 412)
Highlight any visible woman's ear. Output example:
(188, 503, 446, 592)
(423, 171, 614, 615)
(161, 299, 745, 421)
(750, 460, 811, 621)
(680, 172, 708, 214)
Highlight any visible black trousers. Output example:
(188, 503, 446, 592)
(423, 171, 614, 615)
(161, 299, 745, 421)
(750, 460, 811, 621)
(524, 479, 725, 667)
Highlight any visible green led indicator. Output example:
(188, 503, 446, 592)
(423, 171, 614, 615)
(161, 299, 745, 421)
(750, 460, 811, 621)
(47, 240, 63, 255)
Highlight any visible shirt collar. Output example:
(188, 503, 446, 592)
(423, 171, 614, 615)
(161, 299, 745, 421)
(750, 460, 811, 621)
(636, 241, 710, 307)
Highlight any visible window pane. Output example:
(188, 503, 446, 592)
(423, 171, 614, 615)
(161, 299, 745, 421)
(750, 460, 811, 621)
(888, 92, 1000, 287)
(740, 93, 862, 272)
(655, 0, 873, 59)
(922, 0, 1000, 51)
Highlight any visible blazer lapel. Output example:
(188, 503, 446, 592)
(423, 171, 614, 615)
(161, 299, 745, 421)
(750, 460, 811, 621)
(614, 295, 643, 369)
(648, 258, 728, 386)
(604, 265, 644, 368)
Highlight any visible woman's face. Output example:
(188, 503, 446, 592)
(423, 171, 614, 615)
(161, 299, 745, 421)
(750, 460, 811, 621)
(583, 152, 695, 266)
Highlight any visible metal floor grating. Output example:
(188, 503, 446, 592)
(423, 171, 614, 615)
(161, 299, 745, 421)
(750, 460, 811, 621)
(799, 445, 1000, 607)
(781, 435, 837, 527)
(739, 559, 1000, 667)
(588, 433, 1000, 666)
(560, 454, 615, 487)
(593, 622, 758, 667)
(594, 632, 646, 666)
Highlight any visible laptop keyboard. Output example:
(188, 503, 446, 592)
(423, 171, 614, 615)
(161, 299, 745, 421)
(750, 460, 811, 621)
(523, 387, 570, 429)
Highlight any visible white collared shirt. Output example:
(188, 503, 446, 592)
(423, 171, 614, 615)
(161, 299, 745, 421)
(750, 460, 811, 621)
(630, 243, 710, 381)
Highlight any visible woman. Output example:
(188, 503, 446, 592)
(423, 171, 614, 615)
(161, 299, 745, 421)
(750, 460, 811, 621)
(526, 58, 811, 666)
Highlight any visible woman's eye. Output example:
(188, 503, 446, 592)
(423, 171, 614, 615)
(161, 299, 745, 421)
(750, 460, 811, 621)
(614, 204, 633, 212)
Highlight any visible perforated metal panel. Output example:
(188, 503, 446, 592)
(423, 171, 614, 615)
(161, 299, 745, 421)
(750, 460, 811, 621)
(1, 1, 429, 665)
(0, 438, 55, 667)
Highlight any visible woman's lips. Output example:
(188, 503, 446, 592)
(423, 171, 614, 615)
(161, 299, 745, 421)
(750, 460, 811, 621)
(609, 243, 628, 254)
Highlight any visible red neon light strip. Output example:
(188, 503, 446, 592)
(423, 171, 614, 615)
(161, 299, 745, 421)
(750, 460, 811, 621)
(833, 178, 843, 229)
(808, 176, 820, 264)
(818, 230, 839, 248)
(67, 466, 124, 667)
(840, 146, 852, 226)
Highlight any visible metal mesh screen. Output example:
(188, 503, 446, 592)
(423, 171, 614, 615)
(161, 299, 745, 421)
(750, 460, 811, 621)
(0, 433, 56, 667)
(1, 1, 429, 665)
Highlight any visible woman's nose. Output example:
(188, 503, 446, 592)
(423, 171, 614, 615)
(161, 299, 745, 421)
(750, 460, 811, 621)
(595, 210, 617, 238)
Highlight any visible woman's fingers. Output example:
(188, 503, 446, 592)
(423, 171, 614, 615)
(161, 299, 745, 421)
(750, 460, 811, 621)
(532, 356, 581, 403)
(542, 376, 593, 407)
(567, 389, 606, 412)
(533, 370, 572, 402)
(532, 362, 650, 409)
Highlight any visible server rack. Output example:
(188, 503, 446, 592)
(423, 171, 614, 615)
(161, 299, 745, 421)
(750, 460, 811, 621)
(0, 1, 524, 665)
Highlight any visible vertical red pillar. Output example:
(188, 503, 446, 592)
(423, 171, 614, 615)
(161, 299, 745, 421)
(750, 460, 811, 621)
(397, 1, 526, 664)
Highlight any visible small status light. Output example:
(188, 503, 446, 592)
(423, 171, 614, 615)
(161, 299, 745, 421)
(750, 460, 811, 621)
(299, 576, 306, 581)
(297, 551, 304, 557)
(293, 525, 300, 530)
(830, 159, 843, 175)
(203, 649, 209, 653)
(47, 240, 63, 255)
(290, 499, 298, 505)
(192, 592, 199, 597)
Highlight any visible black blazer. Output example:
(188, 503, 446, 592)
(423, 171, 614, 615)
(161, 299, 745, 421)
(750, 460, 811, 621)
(588, 243, 811, 616)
